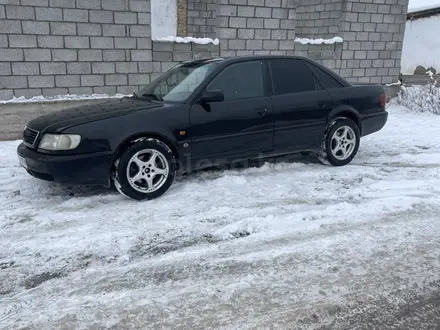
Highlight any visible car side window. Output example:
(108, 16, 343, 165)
(269, 59, 320, 95)
(207, 61, 264, 101)
(307, 63, 344, 89)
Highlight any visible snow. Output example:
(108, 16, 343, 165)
(294, 36, 343, 45)
(408, 0, 440, 13)
(401, 14, 440, 74)
(152, 36, 220, 45)
(2, 103, 440, 328)
(397, 84, 440, 114)
(0, 93, 129, 104)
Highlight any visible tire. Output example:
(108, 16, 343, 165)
(317, 117, 360, 166)
(112, 138, 176, 200)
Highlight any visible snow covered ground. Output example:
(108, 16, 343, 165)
(0, 93, 129, 104)
(1, 103, 440, 329)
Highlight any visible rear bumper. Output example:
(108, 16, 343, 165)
(361, 111, 388, 137)
(17, 143, 113, 187)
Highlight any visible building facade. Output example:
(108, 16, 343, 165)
(401, 5, 440, 75)
(0, 0, 409, 101)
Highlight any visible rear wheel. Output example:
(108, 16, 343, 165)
(112, 138, 176, 200)
(317, 117, 360, 166)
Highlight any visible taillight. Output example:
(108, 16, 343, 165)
(380, 93, 386, 108)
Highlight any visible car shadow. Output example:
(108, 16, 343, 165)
(46, 152, 320, 199)
(177, 152, 320, 178)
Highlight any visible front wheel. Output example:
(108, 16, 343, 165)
(112, 138, 176, 200)
(317, 117, 360, 166)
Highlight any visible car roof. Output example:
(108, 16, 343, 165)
(186, 54, 311, 65)
(182, 55, 351, 87)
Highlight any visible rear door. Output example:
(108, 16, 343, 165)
(189, 60, 274, 167)
(268, 58, 333, 153)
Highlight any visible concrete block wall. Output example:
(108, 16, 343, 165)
(150, 41, 219, 81)
(177, 0, 188, 35)
(293, 43, 343, 73)
(338, 0, 409, 84)
(296, 0, 343, 39)
(187, 0, 217, 38)
(0, 0, 410, 102)
(216, 0, 296, 57)
(0, 0, 157, 101)
(0, 0, 220, 101)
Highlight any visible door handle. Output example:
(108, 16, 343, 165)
(318, 102, 326, 109)
(257, 108, 267, 116)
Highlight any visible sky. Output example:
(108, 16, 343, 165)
(408, 0, 440, 13)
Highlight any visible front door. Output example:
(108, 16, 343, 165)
(189, 60, 274, 168)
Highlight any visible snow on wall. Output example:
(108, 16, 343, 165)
(408, 0, 440, 13)
(151, 0, 177, 39)
(401, 15, 440, 74)
(294, 37, 343, 45)
(153, 36, 220, 45)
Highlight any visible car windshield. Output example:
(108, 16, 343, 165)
(137, 61, 220, 102)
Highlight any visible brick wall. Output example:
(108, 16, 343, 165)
(187, 0, 217, 38)
(151, 41, 219, 82)
(296, 0, 343, 39)
(0, 0, 155, 100)
(339, 0, 409, 84)
(215, 0, 342, 73)
(293, 43, 343, 74)
(0, 0, 409, 101)
(177, 0, 188, 35)
(217, 0, 296, 57)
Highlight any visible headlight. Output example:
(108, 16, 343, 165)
(38, 134, 81, 151)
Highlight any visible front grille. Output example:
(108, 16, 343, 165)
(23, 127, 39, 147)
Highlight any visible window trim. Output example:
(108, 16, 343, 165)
(204, 60, 268, 102)
(268, 58, 322, 96)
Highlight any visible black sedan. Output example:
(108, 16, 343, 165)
(17, 55, 388, 200)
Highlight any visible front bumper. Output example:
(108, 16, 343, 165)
(17, 142, 113, 187)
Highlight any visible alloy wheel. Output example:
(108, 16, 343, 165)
(330, 126, 357, 160)
(126, 148, 169, 193)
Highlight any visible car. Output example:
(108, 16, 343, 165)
(17, 55, 388, 200)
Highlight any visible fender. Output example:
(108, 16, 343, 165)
(112, 130, 179, 163)
(326, 105, 362, 133)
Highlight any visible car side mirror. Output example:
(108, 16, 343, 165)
(200, 90, 224, 103)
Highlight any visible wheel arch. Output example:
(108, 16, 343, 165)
(327, 107, 362, 135)
(111, 132, 179, 172)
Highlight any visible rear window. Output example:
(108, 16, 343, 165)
(269, 59, 319, 95)
(307, 63, 344, 89)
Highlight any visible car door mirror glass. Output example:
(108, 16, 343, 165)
(201, 90, 224, 103)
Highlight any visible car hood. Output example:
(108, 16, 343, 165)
(27, 97, 164, 133)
